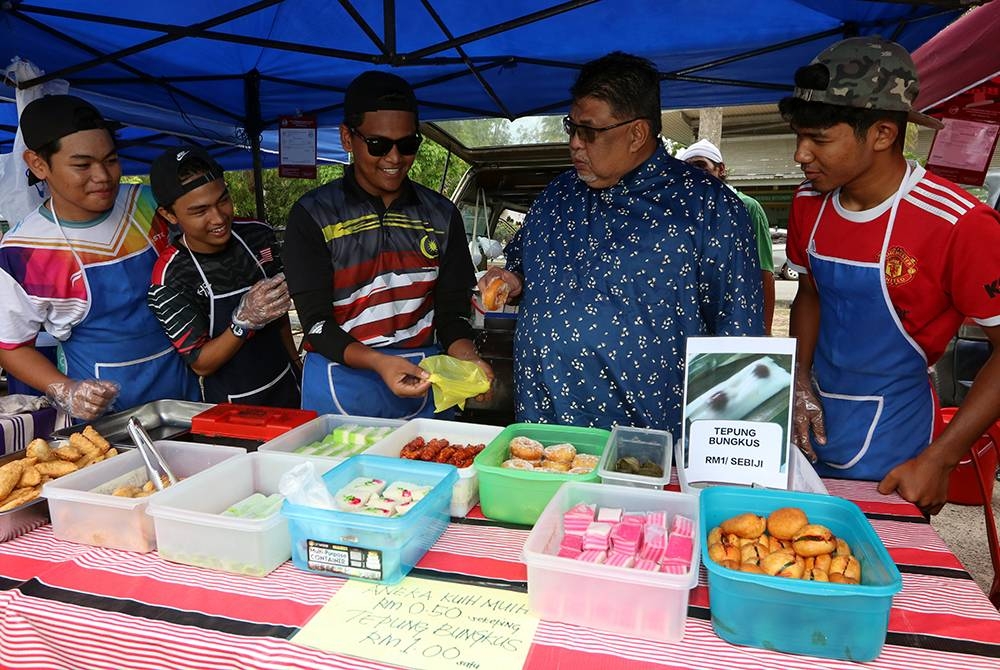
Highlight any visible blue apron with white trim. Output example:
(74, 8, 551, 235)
(807, 173, 935, 479)
(301, 345, 448, 419)
(60, 240, 199, 413)
(188, 232, 300, 407)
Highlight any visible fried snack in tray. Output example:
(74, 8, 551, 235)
(111, 474, 172, 499)
(399, 436, 486, 468)
(0, 428, 119, 513)
(500, 438, 596, 475)
(707, 506, 861, 584)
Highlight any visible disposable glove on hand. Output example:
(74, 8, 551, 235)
(45, 379, 120, 421)
(791, 371, 826, 463)
(232, 273, 291, 331)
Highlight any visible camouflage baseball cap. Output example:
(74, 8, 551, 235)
(792, 36, 943, 130)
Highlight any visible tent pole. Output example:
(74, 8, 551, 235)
(244, 68, 266, 222)
(439, 148, 452, 194)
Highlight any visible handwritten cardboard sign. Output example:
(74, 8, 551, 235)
(681, 336, 796, 490)
(292, 576, 540, 670)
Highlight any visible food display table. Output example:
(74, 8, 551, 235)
(1, 477, 998, 670)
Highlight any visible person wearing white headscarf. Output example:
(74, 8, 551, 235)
(677, 139, 776, 334)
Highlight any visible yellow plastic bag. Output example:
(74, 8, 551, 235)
(419, 355, 491, 413)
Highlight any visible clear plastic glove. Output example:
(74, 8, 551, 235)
(45, 379, 120, 421)
(791, 371, 826, 463)
(232, 273, 291, 331)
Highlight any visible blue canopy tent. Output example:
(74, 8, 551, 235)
(0, 0, 977, 217)
(0, 96, 348, 174)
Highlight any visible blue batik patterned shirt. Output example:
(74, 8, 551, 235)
(505, 143, 764, 435)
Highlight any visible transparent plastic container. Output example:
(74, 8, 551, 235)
(42, 441, 245, 553)
(147, 451, 305, 576)
(522, 481, 700, 641)
(597, 425, 672, 490)
(365, 417, 503, 517)
(258, 414, 405, 467)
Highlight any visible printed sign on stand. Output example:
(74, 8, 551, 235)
(925, 107, 1000, 186)
(680, 337, 796, 490)
(279, 115, 318, 179)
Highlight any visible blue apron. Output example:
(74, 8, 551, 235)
(187, 232, 299, 407)
(302, 345, 446, 419)
(57, 214, 199, 412)
(807, 168, 935, 479)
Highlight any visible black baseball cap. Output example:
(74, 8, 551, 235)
(20, 94, 121, 185)
(20, 94, 119, 151)
(149, 144, 225, 208)
(343, 71, 418, 122)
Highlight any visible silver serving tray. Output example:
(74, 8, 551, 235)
(0, 444, 49, 541)
(50, 400, 213, 447)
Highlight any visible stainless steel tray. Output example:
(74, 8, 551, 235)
(0, 445, 49, 542)
(50, 400, 213, 446)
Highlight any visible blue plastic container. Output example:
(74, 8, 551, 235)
(700, 486, 902, 661)
(282, 454, 457, 584)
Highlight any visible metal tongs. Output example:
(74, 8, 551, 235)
(127, 417, 178, 491)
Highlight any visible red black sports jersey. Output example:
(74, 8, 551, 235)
(148, 220, 282, 363)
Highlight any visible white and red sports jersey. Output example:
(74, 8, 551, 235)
(787, 162, 1000, 365)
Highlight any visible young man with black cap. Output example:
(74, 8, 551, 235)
(0, 94, 199, 421)
(282, 70, 492, 418)
(147, 145, 301, 407)
(780, 37, 1000, 515)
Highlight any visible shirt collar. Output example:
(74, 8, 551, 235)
(343, 165, 418, 211)
(592, 143, 669, 198)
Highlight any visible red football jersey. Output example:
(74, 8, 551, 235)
(787, 163, 1000, 365)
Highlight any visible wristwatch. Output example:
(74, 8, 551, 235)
(229, 320, 253, 339)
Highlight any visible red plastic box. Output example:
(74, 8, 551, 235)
(942, 407, 999, 506)
(190, 404, 317, 442)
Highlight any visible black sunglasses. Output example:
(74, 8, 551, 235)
(562, 115, 644, 143)
(350, 128, 423, 156)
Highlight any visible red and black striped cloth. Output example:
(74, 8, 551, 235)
(1, 478, 998, 670)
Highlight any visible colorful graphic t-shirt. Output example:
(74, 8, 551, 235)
(0, 185, 170, 348)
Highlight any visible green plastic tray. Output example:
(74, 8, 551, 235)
(473, 423, 610, 525)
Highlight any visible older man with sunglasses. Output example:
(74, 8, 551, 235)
(283, 71, 491, 418)
(478, 52, 763, 435)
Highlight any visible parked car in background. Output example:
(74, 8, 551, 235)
(420, 118, 571, 426)
(769, 227, 798, 280)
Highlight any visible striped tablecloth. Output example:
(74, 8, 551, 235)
(1, 478, 998, 670)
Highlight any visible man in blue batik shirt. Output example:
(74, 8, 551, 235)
(478, 52, 764, 435)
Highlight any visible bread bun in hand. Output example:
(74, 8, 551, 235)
(482, 276, 510, 310)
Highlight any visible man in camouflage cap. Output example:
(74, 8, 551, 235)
(779, 36, 1000, 515)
